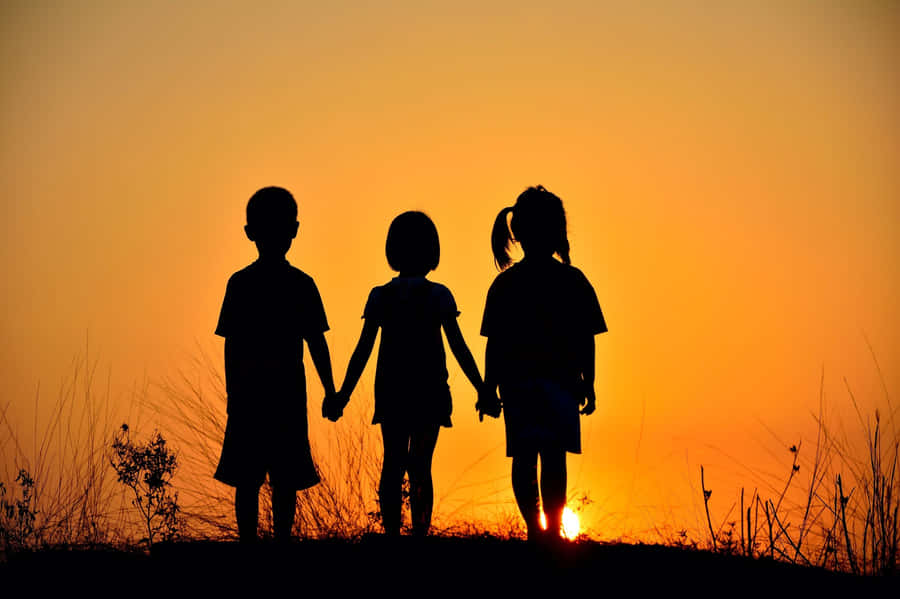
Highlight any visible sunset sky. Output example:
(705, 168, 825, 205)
(2, 1, 898, 538)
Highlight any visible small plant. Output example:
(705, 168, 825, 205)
(0, 469, 38, 552)
(110, 424, 181, 550)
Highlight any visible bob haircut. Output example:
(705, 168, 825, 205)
(385, 211, 440, 275)
(246, 186, 298, 227)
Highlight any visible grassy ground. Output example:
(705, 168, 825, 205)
(2, 352, 897, 591)
(1, 535, 887, 596)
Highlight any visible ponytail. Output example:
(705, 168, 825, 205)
(493, 186, 571, 269)
(491, 206, 515, 271)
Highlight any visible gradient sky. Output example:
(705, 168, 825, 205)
(2, 1, 898, 538)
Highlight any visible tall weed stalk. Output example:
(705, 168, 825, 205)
(700, 368, 898, 575)
(0, 354, 133, 553)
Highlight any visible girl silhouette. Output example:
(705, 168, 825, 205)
(480, 185, 607, 542)
(331, 211, 486, 536)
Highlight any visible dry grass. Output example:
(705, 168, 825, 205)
(0, 354, 134, 553)
(2, 346, 897, 578)
(697, 366, 898, 575)
(143, 347, 385, 540)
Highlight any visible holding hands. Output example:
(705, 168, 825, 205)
(322, 390, 348, 422)
(476, 383, 502, 422)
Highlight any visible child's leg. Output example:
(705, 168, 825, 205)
(235, 484, 261, 543)
(407, 424, 440, 536)
(379, 423, 409, 535)
(271, 484, 297, 543)
(538, 448, 567, 539)
(511, 452, 541, 539)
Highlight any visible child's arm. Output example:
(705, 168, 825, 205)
(339, 319, 379, 399)
(482, 337, 497, 394)
(307, 332, 337, 398)
(223, 337, 239, 400)
(445, 319, 499, 421)
(442, 318, 483, 391)
(478, 337, 502, 420)
(579, 334, 597, 415)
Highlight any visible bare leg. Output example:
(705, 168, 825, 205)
(539, 449, 567, 540)
(379, 423, 409, 535)
(235, 484, 260, 543)
(511, 452, 541, 540)
(272, 485, 297, 543)
(408, 425, 440, 536)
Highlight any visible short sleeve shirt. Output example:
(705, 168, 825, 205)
(364, 276, 459, 424)
(481, 257, 606, 386)
(215, 259, 329, 406)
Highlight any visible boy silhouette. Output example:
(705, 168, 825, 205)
(214, 186, 337, 543)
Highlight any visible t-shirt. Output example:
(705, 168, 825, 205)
(480, 256, 606, 387)
(215, 259, 329, 411)
(363, 276, 459, 425)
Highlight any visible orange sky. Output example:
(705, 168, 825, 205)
(2, 1, 898, 539)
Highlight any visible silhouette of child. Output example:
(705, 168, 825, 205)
(214, 186, 337, 543)
(480, 186, 607, 543)
(328, 211, 486, 536)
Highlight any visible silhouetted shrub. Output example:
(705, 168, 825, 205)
(110, 424, 181, 549)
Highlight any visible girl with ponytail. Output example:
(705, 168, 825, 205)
(479, 185, 607, 543)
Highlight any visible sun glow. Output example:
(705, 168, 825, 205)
(562, 508, 580, 540)
(539, 507, 581, 540)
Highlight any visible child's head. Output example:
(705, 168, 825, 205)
(385, 211, 440, 276)
(244, 186, 299, 259)
(491, 185, 570, 270)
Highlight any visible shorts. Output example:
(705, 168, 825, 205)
(214, 406, 319, 490)
(500, 378, 581, 457)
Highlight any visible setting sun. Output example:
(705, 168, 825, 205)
(539, 507, 581, 540)
(562, 508, 580, 540)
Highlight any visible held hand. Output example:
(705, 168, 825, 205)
(323, 391, 346, 422)
(476, 385, 502, 422)
(323, 395, 341, 422)
(335, 390, 350, 420)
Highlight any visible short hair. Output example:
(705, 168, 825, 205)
(246, 186, 298, 227)
(385, 211, 440, 275)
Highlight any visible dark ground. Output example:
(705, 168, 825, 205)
(2, 536, 893, 596)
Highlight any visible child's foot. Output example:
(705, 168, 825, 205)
(526, 526, 545, 543)
(238, 532, 259, 545)
(527, 527, 565, 548)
